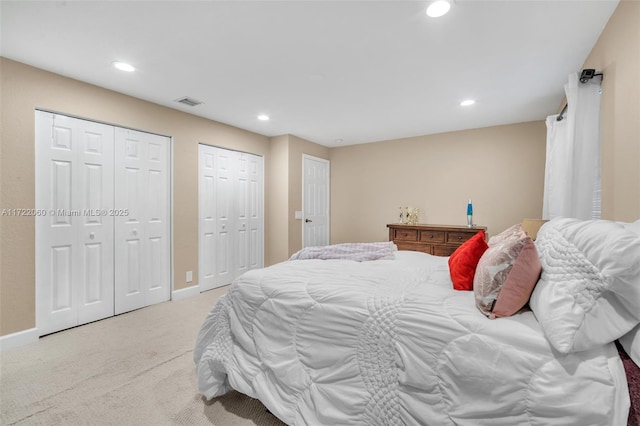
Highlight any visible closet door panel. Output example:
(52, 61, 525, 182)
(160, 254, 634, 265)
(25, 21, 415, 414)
(36, 112, 114, 336)
(115, 130, 146, 314)
(143, 133, 170, 307)
(77, 119, 114, 325)
(235, 153, 249, 277)
(247, 154, 263, 270)
(114, 129, 170, 314)
(198, 145, 217, 291)
(214, 148, 234, 286)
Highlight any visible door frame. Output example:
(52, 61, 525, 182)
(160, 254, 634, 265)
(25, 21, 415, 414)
(302, 154, 330, 248)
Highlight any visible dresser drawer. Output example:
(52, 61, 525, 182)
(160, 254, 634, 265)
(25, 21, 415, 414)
(419, 230, 445, 243)
(447, 231, 475, 244)
(393, 229, 418, 241)
(433, 245, 458, 256)
(396, 242, 431, 253)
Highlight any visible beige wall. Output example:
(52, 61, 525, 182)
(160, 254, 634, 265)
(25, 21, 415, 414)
(583, 0, 640, 222)
(267, 135, 289, 266)
(0, 58, 270, 336)
(330, 121, 547, 243)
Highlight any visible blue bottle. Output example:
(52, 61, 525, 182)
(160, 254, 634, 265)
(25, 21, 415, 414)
(466, 199, 473, 228)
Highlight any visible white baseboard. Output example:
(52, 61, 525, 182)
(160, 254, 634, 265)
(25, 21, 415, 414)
(0, 327, 39, 352)
(172, 284, 201, 301)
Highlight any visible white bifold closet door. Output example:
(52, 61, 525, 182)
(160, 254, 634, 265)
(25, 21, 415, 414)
(114, 128, 171, 315)
(35, 111, 170, 336)
(198, 144, 263, 291)
(35, 113, 115, 336)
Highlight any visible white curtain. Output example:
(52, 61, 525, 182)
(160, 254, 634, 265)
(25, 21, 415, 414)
(542, 72, 601, 220)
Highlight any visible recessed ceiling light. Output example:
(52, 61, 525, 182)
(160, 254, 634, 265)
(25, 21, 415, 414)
(257, 114, 270, 121)
(460, 99, 475, 106)
(426, 1, 451, 18)
(112, 61, 135, 72)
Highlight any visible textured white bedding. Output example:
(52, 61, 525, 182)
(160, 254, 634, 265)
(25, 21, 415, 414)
(194, 251, 629, 425)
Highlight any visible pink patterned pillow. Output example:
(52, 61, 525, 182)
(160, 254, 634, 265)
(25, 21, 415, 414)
(487, 223, 523, 246)
(474, 224, 542, 319)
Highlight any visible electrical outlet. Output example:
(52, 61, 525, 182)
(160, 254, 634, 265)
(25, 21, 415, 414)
(186, 271, 193, 283)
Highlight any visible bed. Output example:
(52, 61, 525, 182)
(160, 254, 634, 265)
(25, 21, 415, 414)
(194, 217, 640, 425)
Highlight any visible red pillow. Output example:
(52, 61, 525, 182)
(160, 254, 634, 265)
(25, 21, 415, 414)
(448, 230, 488, 291)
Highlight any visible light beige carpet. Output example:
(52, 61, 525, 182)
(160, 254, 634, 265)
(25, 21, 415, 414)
(0, 287, 286, 426)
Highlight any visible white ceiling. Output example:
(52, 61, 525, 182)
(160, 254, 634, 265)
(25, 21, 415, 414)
(0, 0, 618, 147)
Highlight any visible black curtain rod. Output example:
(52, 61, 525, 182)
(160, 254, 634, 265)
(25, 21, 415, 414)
(557, 104, 568, 122)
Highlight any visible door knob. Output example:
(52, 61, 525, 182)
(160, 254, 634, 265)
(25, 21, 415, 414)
(132, 229, 137, 236)
(305, 219, 313, 223)
(89, 232, 95, 240)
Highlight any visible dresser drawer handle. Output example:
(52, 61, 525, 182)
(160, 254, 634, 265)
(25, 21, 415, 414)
(458, 236, 463, 240)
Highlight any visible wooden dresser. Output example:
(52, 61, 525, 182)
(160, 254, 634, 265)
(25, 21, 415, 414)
(387, 223, 487, 256)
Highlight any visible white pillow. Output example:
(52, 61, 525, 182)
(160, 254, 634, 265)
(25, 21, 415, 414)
(529, 217, 640, 353)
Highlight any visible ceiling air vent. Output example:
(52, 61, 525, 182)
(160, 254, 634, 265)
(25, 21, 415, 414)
(175, 96, 203, 107)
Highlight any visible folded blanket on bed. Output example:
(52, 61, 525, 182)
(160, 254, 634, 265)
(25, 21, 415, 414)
(288, 241, 397, 261)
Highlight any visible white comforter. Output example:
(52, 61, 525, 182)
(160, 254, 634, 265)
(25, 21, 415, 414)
(194, 251, 629, 425)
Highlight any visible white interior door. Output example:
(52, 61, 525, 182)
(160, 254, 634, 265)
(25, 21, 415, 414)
(303, 155, 330, 248)
(35, 111, 115, 336)
(198, 145, 264, 290)
(114, 128, 170, 314)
